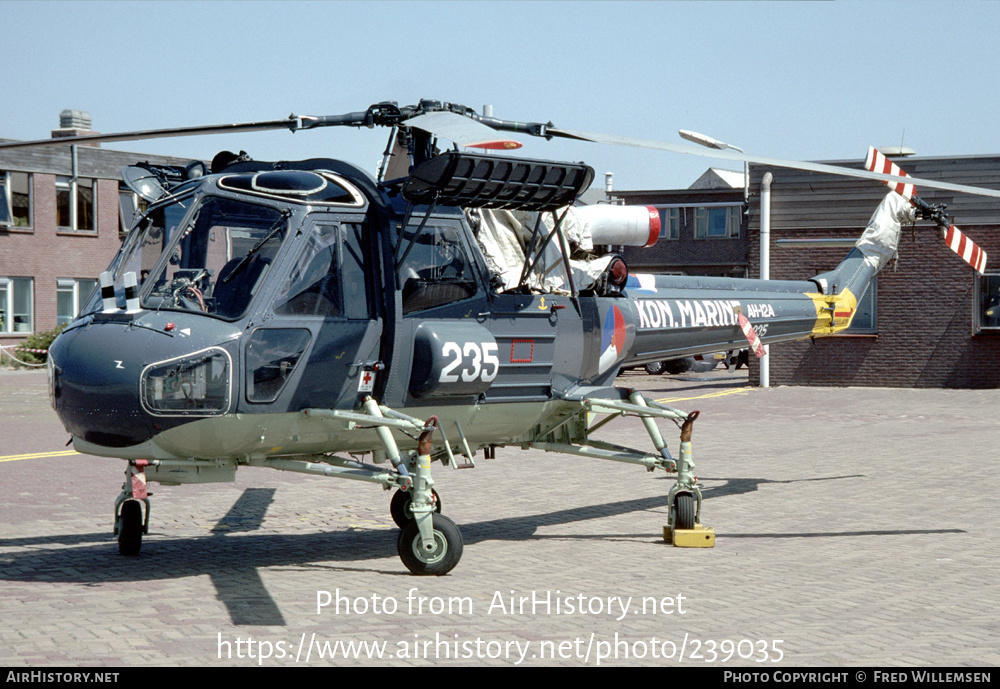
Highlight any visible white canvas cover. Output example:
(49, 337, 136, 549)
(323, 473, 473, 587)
(855, 191, 916, 270)
(472, 207, 616, 293)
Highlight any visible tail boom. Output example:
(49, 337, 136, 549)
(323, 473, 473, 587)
(620, 191, 910, 367)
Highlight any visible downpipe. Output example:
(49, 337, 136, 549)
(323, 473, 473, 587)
(760, 172, 772, 388)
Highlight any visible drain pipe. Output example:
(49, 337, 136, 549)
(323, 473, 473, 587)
(760, 172, 772, 388)
(71, 145, 79, 231)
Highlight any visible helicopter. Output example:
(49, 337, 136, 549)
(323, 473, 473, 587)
(1, 100, 992, 575)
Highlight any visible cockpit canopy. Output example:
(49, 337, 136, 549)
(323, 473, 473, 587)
(93, 167, 374, 322)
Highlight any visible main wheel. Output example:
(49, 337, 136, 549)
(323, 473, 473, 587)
(644, 361, 665, 375)
(390, 488, 441, 528)
(118, 500, 143, 556)
(663, 358, 693, 375)
(397, 513, 463, 576)
(674, 493, 696, 531)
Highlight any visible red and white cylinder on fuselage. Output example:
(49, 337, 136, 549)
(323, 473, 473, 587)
(574, 205, 660, 248)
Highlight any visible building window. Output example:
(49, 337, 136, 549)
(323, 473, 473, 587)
(656, 207, 680, 240)
(694, 205, 740, 239)
(842, 279, 877, 335)
(0, 171, 32, 229)
(975, 272, 1000, 333)
(56, 278, 98, 327)
(56, 176, 96, 232)
(0, 277, 33, 333)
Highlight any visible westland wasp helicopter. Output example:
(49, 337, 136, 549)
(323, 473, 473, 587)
(2, 100, 993, 575)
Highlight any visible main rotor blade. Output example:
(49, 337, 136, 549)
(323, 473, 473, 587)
(0, 118, 301, 150)
(404, 112, 523, 150)
(548, 127, 1000, 199)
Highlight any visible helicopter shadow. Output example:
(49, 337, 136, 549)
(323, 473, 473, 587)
(0, 476, 964, 626)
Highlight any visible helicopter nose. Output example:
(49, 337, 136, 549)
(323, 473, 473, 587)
(49, 323, 157, 448)
(49, 316, 237, 451)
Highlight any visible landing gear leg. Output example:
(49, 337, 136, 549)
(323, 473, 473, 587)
(396, 417, 463, 575)
(114, 460, 151, 556)
(625, 394, 709, 543)
(665, 412, 714, 547)
(390, 487, 440, 528)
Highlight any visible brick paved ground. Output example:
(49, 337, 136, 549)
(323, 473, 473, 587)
(1, 366, 997, 667)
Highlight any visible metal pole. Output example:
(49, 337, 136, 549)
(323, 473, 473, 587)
(760, 172, 772, 388)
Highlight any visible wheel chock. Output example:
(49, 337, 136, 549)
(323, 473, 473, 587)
(664, 523, 715, 547)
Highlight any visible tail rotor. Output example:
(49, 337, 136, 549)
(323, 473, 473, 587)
(865, 146, 987, 273)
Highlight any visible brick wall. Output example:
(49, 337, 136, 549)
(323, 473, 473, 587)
(615, 189, 748, 275)
(746, 223, 1000, 388)
(1, 174, 121, 347)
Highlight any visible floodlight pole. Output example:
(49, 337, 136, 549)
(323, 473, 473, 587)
(678, 130, 748, 203)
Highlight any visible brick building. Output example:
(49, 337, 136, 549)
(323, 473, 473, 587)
(745, 155, 1000, 388)
(0, 111, 196, 353)
(611, 169, 747, 278)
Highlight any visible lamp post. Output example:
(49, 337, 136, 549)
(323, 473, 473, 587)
(679, 130, 769, 386)
(678, 129, 748, 202)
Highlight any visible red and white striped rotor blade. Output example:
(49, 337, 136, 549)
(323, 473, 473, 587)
(944, 225, 988, 273)
(864, 146, 916, 200)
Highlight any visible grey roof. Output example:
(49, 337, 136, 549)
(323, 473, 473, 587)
(0, 138, 201, 179)
(689, 167, 745, 190)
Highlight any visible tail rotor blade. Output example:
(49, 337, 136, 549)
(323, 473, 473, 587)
(864, 146, 916, 200)
(944, 224, 988, 273)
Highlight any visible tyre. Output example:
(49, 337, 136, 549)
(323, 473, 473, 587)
(390, 488, 441, 528)
(118, 500, 143, 556)
(397, 513, 463, 575)
(643, 361, 665, 375)
(674, 493, 696, 531)
(663, 358, 693, 375)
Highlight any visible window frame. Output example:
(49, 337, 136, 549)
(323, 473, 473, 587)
(974, 271, 1000, 334)
(0, 171, 32, 230)
(0, 277, 34, 334)
(693, 204, 741, 239)
(652, 206, 680, 240)
(56, 278, 98, 327)
(56, 175, 97, 233)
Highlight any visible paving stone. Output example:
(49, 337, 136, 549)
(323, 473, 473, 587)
(1, 368, 997, 666)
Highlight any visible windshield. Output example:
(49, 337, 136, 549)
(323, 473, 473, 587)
(133, 196, 287, 319)
(80, 194, 195, 318)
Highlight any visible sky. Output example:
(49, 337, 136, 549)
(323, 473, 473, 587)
(4, 0, 1000, 191)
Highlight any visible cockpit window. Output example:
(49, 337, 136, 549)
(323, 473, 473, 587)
(273, 223, 341, 317)
(80, 194, 195, 317)
(140, 196, 287, 320)
(218, 171, 363, 206)
(398, 220, 480, 313)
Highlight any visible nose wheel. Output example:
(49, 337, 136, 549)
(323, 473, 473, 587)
(673, 493, 696, 531)
(114, 460, 150, 556)
(391, 415, 462, 575)
(117, 500, 144, 556)
(397, 513, 463, 575)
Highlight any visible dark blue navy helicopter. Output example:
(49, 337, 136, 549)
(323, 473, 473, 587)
(2, 100, 990, 574)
